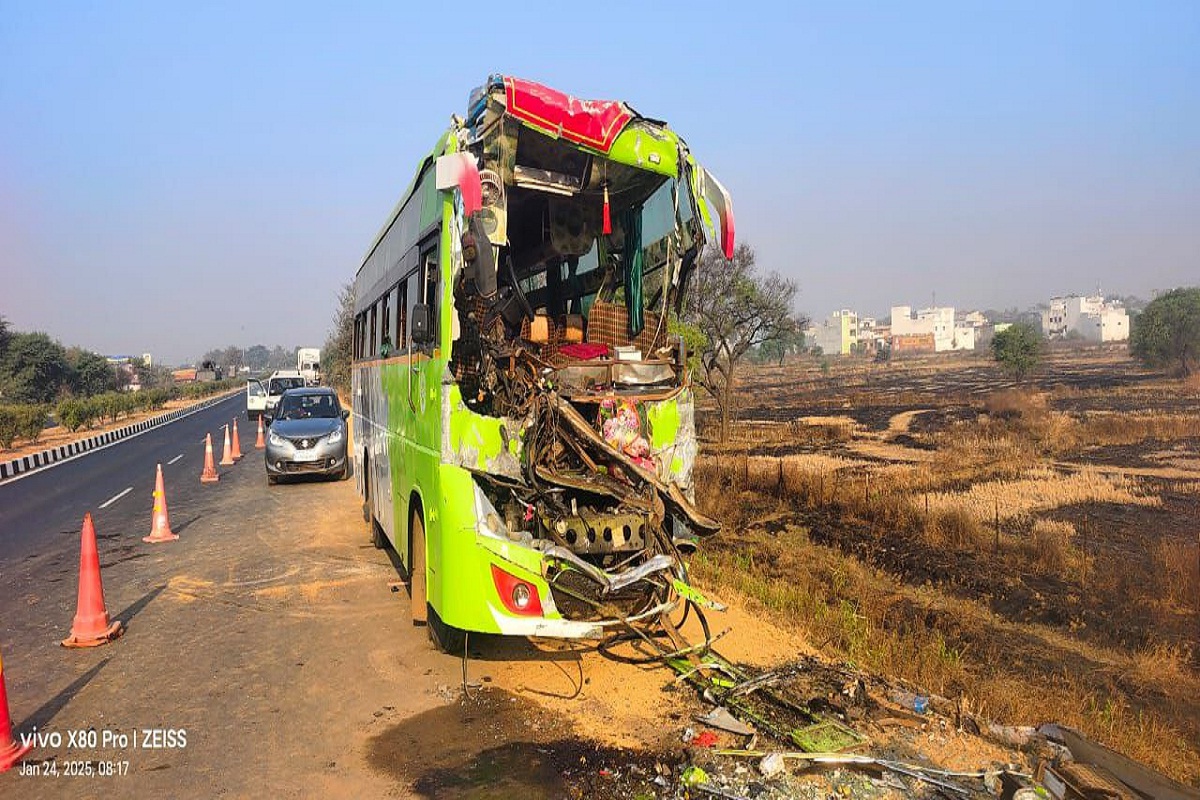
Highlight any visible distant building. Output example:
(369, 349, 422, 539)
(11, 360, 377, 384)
(805, 309, 859, 355)
(106, 354, 143, 391)
(891, 333, 936, 355)
(890, 305, 974, 352)
(1042, 295, 1128, 342)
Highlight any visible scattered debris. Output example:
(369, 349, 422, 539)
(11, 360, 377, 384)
(696, 706, 755, 737)
(758, 752, 786, 778)
(1037, 723, 1200, 800)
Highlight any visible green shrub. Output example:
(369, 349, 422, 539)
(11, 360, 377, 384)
(18, 405, 49, 444)
(57, 399, 94, 432)
(80, 396, 103, 428)
(0, 406, 18, 450)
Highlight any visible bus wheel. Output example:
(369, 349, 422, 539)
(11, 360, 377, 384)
(410, 508, 428, 624)
(427, 602, 466, 656)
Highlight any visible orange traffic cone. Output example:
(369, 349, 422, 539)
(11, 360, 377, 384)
(200, 432, 219, 483)
(62, 513, 123, 648)
(0, 646, 33, 772)
(219, 424, 235, 466)
(231, 418, 244, 460)
(255, 416, 266, 449)
(143, 464, 178, 543)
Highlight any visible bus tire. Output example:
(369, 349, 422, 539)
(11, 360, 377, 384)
(361, 452, 372, 524)
(427, 602, 466, 656)
(410, 506, 428, 624)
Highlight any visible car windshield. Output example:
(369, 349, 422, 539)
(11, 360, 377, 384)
(269, 377, 305, 395)
(277, 393, 339, 420)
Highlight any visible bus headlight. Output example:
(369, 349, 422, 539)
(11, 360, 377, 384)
(473, 481, 510, 541)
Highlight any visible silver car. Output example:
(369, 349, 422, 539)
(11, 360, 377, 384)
(264, 387, 349, 484)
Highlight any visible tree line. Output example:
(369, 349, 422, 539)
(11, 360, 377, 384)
(197, 344, 305, 375)
(0, 316, 238, 452)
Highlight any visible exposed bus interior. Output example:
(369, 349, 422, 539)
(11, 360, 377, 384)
(447, 84, 725, 637)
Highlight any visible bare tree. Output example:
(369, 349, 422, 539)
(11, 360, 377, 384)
(682, 243, 798, 442)
(322, 283, 355, 393)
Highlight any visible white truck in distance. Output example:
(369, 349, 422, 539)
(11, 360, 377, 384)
(297, 348, 321, 386)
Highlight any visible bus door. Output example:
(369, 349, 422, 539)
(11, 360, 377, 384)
(399, 234, 439, 566)
(373, 286, 398, 546)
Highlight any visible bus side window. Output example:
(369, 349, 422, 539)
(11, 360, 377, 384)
(405, 272, 419, 348)
(395, 280, 407, 348)
(380, 289, 391, 355)
(421, 245, 438, 340)
(368, 302, 378, 358)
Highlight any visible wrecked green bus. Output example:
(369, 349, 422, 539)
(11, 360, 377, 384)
(351, 75, 734, 652)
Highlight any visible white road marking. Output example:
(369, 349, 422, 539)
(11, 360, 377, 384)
(99, 487, 133, 509)
(167, 453, 184, 465)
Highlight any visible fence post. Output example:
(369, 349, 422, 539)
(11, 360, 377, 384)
(994, 496, 1000, 554)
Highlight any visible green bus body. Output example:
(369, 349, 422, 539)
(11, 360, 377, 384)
(352, 76, 733, 643)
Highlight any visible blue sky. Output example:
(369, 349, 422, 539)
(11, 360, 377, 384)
(1, 1, 1197, 363)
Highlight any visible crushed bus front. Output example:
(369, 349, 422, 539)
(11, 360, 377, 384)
(432, 76, 733, 640)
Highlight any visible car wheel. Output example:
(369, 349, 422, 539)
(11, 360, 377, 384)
(267, 473, 279, 485)
(337, 461, 349, 481)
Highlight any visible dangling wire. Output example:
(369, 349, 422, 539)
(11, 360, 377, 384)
(461, 631, 476, 700)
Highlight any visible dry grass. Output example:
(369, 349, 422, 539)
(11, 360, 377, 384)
(983, 388, 1048, 418)
(924, 465, 1160, 523)
(1154, 539, 1200, 608)
(691, 353, 1200, 782)
(1079, 411, 1200, 447)
(922, 508, 989, 550)
(1131, 642, 1199, 693)
(691, 522, 1200, 784)
(1017, 519, 1081, 574)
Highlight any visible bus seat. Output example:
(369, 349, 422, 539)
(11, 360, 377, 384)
(586, 300, 665, 356)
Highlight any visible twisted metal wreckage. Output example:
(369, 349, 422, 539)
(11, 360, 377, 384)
(436, 76, 735, 654)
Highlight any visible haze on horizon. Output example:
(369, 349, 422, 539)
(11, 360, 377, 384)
(1, 2, 1196, 365)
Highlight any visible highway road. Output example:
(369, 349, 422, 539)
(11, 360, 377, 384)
(0, 390, 886, 799)
(0, 395, 465, 797)
(0, 393, 245, 564)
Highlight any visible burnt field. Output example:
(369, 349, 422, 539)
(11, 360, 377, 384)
(689, 346, 1200, 785)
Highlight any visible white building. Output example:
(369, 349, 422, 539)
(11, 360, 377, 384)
(1042, 295, 1128, 342)
(890, 305, 974, 352)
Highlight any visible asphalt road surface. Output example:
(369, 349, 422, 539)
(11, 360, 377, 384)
(0, 395, 467, 797)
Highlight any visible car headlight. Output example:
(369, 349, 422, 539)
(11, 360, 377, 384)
(326, 427, 343, 444)
(268, 430, 287, 447)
